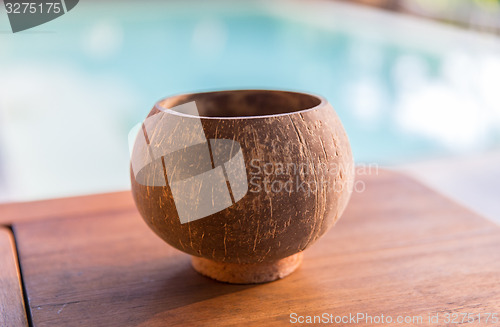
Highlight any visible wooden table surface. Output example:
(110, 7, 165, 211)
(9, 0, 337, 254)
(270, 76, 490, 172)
(1, 170, 499, 326)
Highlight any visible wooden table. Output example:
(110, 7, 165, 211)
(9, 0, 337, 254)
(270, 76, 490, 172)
(1, 170, 499, 326)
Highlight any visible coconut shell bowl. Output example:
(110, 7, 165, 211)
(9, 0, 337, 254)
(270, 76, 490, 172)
(130, 90, 354, 284)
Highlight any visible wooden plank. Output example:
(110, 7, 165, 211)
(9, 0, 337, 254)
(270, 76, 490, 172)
(12, 171, 500, 326)
(0, 228, 28, 327)
(0, 191, 134, 225)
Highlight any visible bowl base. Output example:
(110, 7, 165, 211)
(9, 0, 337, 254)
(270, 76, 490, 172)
(191, 253, 303, 284)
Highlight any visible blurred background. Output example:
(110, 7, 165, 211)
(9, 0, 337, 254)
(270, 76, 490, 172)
(0, 0, 499, 222)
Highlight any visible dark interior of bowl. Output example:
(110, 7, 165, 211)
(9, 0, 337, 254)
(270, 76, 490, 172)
(158, 90, 322, 118)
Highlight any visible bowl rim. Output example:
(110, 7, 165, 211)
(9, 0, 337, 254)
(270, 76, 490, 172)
(154, 89, 328, 120)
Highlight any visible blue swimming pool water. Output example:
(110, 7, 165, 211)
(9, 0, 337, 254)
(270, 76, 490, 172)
(1, 1, 499, 200)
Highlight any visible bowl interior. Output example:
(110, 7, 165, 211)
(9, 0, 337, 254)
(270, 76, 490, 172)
(157, 90, 322, 118)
